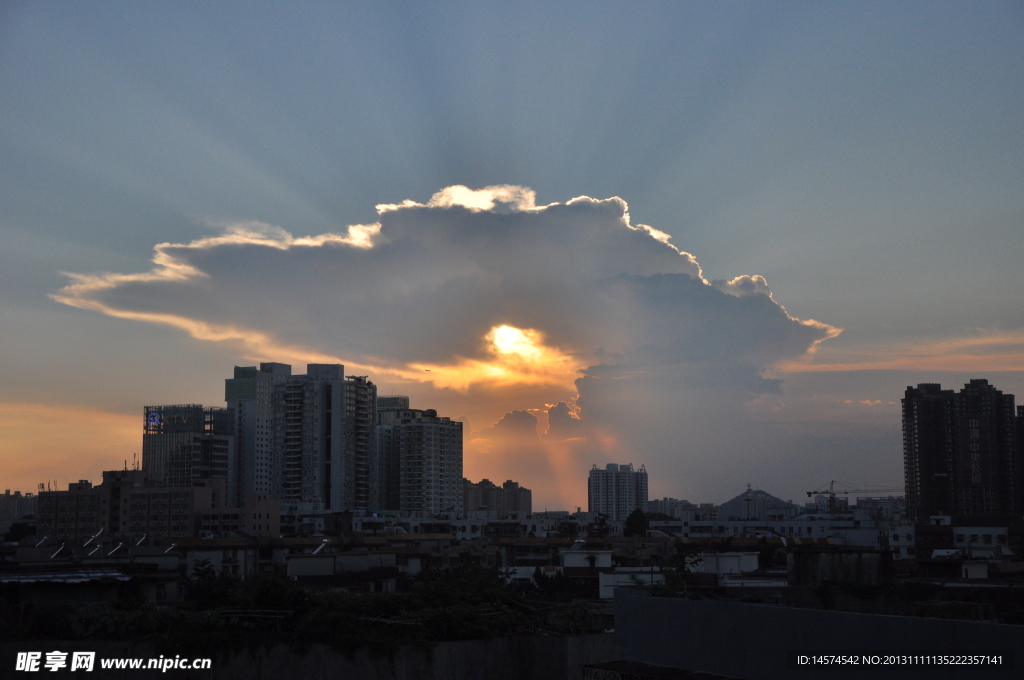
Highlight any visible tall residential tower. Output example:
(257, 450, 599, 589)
(227, 363, 377, 511)
(588, 463, 649, 521)
(225, 363, 292, 499)
(377, 405, 463, 516)
(902, 380, 1021, 523)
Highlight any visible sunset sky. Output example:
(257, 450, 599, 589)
(2, 2, 1022, 509)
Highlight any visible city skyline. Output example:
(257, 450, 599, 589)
(1, 3, 1023, 509)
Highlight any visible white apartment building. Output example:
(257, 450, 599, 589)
(588, 463, 649, 521)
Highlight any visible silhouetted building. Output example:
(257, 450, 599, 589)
(142, 404, 236, 503)
(646, 497, 693, 519)
(199, 493, 281, 538)
(225, 363, 292, 499)
(227, 363, 378, 512)
(377, 407, 463, 516)
(36, 470, 218, 540)
(588, 463, 648, 521)
(902, 380, 1021, 524)
(0, 489, 37, 521)
(463, 478, 532, 515)
(35, 470, 279, 541)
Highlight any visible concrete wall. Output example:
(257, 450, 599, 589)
(614, 589, 1024, 679)
(787, 548, 889, 585)
(695, 551, 758, 575)
(286, 553, 335, 576)
(599, 571, 664, 599)
(1, 634, 623, 680)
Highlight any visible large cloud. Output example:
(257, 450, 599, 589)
(54, 185, 839, 507)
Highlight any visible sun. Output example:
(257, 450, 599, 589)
(488, 325, 546, 360)
(404, 324, 581, 392)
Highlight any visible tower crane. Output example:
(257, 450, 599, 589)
(806, 481, 903, 514)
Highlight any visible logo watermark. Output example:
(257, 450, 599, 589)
(15, 651, 211, 672)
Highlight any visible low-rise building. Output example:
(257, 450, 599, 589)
(199, 493, 281, 538)
(35, 470, 276, 541)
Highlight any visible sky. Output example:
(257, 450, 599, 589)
(1, 1, 1022, 509)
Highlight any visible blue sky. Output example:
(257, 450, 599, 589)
(2, 1, 1022, 507)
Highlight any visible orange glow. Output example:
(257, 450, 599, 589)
(406, 324, 582, 392)
(52, 233, 584, 394)
(56, 278, 583, 395)
(0, 403, 139, 492)
(462, 414, 624, 510)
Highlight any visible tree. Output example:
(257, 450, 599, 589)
(3, 522, 36, 543)
(624, 508, 649, 537)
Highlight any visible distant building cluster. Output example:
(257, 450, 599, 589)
(0, 489, 36, 523)
(12, 373, 1024, 590)
(14, 362, 545, 543)
(141, 362, 465, 520)
(463, 478, 532, 515)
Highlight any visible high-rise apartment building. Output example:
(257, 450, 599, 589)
(903, 380, 1021, 523)
(376, 404, 404, 512)
(588, 463, 648, 521)
(377, 406, 462, 516)
(225, 363, 292, 499)
(227, 363, 377, 512)
(142, 404, 236, 504)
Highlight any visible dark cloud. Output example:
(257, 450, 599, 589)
(546, 402, 585, 439)
(478, 410, 539, 441)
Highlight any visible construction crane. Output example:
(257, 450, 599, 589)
(806, 480, 903, 514)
